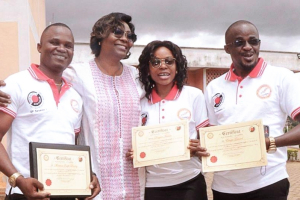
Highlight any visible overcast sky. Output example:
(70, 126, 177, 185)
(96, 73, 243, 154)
(46, 0, 300, 53)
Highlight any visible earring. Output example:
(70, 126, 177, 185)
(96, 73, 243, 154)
(176, 71, 178, 74)
(124, 51, 131, 59)
(98, 42, 101, 46)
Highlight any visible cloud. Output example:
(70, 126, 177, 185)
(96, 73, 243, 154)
(46, 0, 300, 52)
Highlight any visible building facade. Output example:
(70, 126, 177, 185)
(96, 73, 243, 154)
(73, 43, 300, 91)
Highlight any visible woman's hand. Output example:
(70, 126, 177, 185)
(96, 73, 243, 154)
(126, 149, 134, 160)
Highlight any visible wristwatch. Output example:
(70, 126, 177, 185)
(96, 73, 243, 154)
(267, 137, 277, 153)
(8, 172, 23, 187)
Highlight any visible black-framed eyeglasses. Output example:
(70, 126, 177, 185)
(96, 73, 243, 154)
(113, 28, 137, 43)
(149, 57, 176, 68)
(226, 38, 261, 47)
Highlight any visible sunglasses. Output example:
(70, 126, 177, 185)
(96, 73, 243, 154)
(113, 28, 137, 42)
(149, 57, 176, 68)
(226, 38, 261, 47)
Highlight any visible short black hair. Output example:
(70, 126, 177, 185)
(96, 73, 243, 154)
(43, 22, 72, 35)
(40, 23, 73, 43)
(225, 20, 259, 43)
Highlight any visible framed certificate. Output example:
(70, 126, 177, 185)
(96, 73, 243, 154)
(29, 142, 92, 198)
(199, 119, 267, 172)
(132, 120, 190, 168)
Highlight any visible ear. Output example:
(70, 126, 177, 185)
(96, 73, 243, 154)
(224, 45, 230, 54)
(37, 43, 42, 53)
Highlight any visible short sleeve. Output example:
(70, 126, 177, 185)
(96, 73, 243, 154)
(193, 89, 209, 130)
(0, 74, 23, 118)
(279, 70, 300, 120)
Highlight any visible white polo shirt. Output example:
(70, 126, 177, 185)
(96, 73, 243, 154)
(141, 85, 209, 187)
(205, 58, 300, 193)
(0, 64, 83, 195)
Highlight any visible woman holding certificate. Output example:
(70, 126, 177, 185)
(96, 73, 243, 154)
(135, 40, 209, 200)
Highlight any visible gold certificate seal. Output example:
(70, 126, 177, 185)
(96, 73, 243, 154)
(137, 131, 144, 137)
(207, 132, 214, 139)
(43, 155, 49, 161)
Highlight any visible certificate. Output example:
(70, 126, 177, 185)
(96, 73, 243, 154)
(199, 119, 267, 172)
(132, 120, 190, 168)
(29, 142, 92, 198)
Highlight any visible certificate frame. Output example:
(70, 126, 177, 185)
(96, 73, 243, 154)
(199, 119, 267, 172)
(132, 120, 190, 168)
(29, 142, 92, 198)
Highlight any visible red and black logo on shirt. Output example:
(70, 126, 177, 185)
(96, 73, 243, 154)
(213, 93, 224, 108)
(141, 112, 148, 126)
(27, 91, 43, 107)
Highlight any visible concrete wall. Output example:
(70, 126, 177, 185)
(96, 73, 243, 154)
(0, 0, 45, 79)
(0, 0, 45, 195)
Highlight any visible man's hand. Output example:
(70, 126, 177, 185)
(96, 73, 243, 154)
(0, 80, 11, 107)
(188, 139, 210, 160)
(16, 176, 51, 200)
(85, 173, 101, 200)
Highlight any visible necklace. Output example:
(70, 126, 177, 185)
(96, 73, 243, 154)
(55, 81, 63, 86)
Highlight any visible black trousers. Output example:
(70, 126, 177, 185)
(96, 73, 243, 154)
(213, 178, 290, 200)
(5, 193, 75, 200)
(145, 173, 208, 200)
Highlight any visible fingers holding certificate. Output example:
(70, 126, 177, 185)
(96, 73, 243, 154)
(132, 120, 190, 168)
(199, 119, 268, 172)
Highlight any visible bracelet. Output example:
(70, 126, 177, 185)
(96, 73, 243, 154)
(267, 137, 277, 153)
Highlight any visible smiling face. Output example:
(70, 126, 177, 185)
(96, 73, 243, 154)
(224, 22, 260, 77)
(149, 46, 177, 95)
(37, 25, 74, 75)
(100, 22, 133, 60)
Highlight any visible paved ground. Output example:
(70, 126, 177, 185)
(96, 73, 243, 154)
(205, 161, 300, 200)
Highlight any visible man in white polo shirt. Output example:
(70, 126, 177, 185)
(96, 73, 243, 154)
(205, 20, 300, 200)
(0, 23, 100, 200)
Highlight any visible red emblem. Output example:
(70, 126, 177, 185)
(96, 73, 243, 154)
(250, 126, 255, 132)
(32, 95, 39, 103)
(45, 179, 52, 186)
(210, 156, 217, 163)
(141, 113, 148, 126)
(140, 152, 146, 159)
